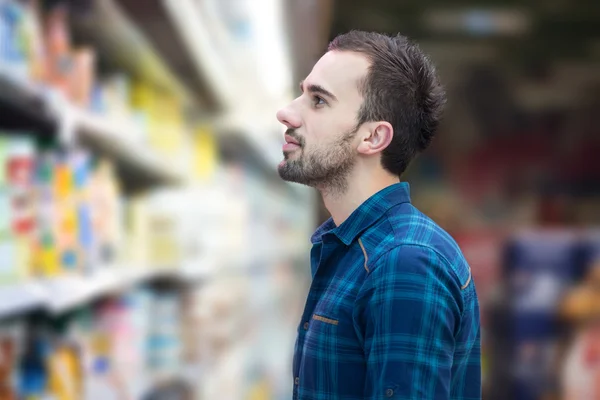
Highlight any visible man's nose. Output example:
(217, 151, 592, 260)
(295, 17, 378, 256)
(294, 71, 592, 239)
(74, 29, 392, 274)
(276, 104, 301, 129)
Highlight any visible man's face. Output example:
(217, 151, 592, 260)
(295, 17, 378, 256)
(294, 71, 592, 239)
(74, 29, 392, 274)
(276, 51, 370, 190)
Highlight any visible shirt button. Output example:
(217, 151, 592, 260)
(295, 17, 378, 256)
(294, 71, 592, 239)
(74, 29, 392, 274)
(295, 377, 299, 385)
(385, 389, 394, 397)
(303, 322, 309, 330)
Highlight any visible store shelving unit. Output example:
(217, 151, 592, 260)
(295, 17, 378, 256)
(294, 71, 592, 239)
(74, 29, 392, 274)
(0, 69, 186, 193)
(0, 0, 188, 323)
(0, 64, 188, 323)
(0, 0, 313, 310)
(0, 0, 310, 398)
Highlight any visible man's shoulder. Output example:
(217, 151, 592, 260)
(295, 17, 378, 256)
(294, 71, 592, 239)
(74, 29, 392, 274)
(360, 203, 471, 287)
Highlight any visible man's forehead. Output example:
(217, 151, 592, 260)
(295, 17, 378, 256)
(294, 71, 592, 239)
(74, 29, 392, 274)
(305, 51, 370, 96)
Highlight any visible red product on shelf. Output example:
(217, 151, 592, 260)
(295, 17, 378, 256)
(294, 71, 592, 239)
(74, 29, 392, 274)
(7, 138, 36, 236)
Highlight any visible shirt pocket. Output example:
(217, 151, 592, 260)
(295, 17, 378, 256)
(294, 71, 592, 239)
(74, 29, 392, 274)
(304, 309, 366, 393)
(305, 310, 362, 357)
(304, 311, 340, 351)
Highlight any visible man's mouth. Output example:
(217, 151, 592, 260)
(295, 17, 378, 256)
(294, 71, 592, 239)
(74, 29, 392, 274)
(283, 143, 301, 152)
(283, 134, 301, 152)
(284, 134, 300, 146)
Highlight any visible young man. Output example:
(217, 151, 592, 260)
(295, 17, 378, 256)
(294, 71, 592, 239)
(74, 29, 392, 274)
(276, 31, 481, 399)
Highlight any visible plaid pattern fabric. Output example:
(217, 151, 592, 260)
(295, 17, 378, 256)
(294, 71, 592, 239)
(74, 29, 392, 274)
(293, 182, 481, 400)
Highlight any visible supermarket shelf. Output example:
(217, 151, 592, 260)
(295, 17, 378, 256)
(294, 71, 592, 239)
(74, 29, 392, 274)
(70, 0, 196, 109)
(0, 268, 180, 319)
(45, 268, 180, 314)
(0, 69, 186, 193)
(71, 106, 186, 191)
(0, 281, 46, 320)
(115, 0, 224, 111)
(0, 244, 306, 319)
(0, 69, 54, 133)
(43, 270, 122, 314)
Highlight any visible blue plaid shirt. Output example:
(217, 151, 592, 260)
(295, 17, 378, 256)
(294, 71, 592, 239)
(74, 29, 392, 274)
(293, 182, 481, 399)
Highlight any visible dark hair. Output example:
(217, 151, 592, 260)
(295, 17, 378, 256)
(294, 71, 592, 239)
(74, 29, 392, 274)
(328, 31, 446, 176)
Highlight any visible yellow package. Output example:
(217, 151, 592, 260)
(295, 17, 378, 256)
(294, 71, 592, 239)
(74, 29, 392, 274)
(47, 345, 82, 400)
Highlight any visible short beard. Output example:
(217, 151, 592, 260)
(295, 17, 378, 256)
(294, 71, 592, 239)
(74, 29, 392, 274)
(278, 125, 358, 196)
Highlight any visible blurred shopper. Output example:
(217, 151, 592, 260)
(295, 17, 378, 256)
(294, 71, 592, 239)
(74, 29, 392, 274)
(560, 259, 600, 400)
(276, 31, 481, 400)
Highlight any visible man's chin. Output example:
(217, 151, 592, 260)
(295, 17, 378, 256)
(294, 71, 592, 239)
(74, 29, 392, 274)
(278, 162, 306, 185)
(277, 162, 295, 182)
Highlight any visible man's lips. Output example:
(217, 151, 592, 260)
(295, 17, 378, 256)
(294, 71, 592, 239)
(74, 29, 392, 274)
(283, 134, 301, 152)
(283, 142, 300, 152)
(284, 134, 300, 146)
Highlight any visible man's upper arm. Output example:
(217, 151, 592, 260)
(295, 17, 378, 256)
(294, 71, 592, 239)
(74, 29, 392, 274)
(355, 244, 464, 399)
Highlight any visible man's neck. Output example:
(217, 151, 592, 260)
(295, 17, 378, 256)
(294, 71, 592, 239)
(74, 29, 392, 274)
(320, 169, 400, 226)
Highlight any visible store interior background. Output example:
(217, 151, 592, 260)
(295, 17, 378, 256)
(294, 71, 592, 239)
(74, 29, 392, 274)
(0, 0, 598, 399)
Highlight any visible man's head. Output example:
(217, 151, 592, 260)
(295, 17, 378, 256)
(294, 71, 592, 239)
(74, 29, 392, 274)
(276, 30, 446, 192)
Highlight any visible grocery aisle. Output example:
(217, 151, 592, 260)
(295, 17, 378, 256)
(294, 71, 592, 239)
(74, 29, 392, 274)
(0, 0, 313, 398)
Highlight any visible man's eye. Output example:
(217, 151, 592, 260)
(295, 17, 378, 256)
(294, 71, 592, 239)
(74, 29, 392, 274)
(313, 96, 326, 107)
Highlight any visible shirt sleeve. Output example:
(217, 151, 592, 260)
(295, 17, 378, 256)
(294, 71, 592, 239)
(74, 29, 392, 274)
(354, 244, 464, 400)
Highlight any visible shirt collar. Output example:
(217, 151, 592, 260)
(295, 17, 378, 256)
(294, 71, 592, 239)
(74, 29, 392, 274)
(310, 182, 411, 246)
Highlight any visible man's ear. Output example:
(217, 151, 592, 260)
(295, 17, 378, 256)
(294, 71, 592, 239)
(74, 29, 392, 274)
(357, 122, 393, 155)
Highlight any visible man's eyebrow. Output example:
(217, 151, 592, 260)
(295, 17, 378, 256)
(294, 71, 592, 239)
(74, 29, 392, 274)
(299, 80, 338, 102)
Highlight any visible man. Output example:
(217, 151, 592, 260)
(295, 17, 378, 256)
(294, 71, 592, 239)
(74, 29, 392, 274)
(276, 31, 481, 399)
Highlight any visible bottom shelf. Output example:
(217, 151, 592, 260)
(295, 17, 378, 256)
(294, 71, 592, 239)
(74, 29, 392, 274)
(0, 252, 305, 400)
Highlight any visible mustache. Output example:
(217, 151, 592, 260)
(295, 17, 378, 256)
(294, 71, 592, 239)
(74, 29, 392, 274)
(285, 129, 305, 146)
